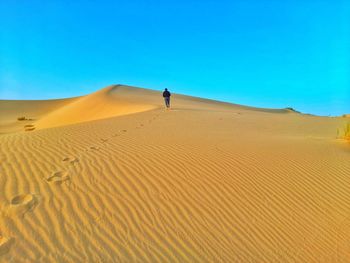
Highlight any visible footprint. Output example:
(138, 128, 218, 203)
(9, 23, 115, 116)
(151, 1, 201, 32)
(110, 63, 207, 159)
(24, 124, 35, 132)
(0, 236, 14, 256)
(62, 157, 79, 164)
(7, 194, 38, 216)
(121, 130, 127, 133)
(100, 138, 108, 143)
(46, 171, 70, 184)
(89, 146, 100, 150)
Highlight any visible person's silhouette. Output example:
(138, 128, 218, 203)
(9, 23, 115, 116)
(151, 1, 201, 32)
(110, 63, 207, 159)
(163, 88, 171, 108)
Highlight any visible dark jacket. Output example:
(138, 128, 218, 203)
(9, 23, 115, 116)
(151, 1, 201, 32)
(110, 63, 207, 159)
(163, 90, 171, 98)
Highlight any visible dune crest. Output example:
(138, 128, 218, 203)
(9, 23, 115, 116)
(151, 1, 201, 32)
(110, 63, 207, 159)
(1, 85, 296, 133)
(35, 85, 159, 129)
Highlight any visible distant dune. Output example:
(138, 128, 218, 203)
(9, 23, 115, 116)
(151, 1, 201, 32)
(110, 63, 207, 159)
(1, 85, 292, 133)
(0, 85, 349, 262)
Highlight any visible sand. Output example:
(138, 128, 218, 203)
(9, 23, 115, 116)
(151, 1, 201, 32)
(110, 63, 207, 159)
(0, 85, 349, 262)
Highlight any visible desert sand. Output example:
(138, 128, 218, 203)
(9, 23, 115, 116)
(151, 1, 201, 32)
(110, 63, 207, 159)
(0, 85, 349, 262)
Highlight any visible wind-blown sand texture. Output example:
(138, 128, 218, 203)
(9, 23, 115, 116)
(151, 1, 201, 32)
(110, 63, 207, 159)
(0, 85, 349, 262)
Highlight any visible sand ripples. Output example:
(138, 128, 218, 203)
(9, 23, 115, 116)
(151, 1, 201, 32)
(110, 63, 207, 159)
(1, 102, 350, 262)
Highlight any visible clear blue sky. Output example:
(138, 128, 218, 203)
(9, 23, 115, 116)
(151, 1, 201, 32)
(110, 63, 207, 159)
(0, 0, 349, 116)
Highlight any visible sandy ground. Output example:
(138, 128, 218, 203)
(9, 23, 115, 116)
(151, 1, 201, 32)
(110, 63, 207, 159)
(0, 85, 349, 262)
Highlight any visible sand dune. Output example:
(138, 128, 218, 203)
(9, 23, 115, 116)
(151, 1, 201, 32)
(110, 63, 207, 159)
(35, 85, 159, 130)
(2, 85, 293, 133)
(0, 85, 349, 262)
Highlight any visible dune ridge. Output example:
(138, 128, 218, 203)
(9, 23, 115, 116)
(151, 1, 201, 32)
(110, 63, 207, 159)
(35, 85, 160, 130)
(0, 85, 350, 262)
(1, 84, 295, 134)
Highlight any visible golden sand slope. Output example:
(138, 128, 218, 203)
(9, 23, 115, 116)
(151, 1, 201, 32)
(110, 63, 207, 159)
(0, 85, 350, 262)
(0, 97, 77, 134)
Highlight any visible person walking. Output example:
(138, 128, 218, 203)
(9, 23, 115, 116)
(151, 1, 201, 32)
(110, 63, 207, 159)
(163, 88, 171, 108)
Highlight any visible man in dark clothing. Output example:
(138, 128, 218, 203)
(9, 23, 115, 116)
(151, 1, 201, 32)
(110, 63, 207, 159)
(163, 88, 171, 108)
